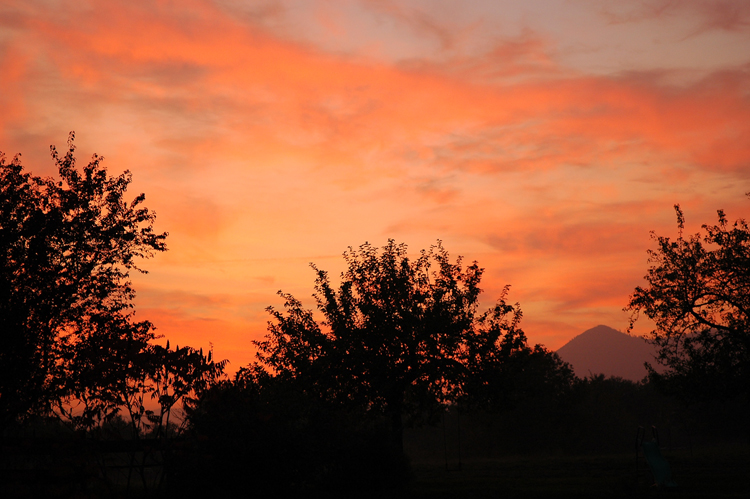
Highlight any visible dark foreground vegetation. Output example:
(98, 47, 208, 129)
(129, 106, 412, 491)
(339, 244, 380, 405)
(1, 138, 748, 497)
(1, 377, 747, 498)
(406, 444, 750, 499)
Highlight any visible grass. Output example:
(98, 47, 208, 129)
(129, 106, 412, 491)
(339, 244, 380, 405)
(401, 444, 750, 498)
(2, 438, 747, 498)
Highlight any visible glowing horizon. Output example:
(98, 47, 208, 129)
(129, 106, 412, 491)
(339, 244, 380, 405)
(2, 0, 749, 371)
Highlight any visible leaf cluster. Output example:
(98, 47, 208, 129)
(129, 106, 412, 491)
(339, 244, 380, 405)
(626, 202, 750, 401)
(0, 134, 225, 434)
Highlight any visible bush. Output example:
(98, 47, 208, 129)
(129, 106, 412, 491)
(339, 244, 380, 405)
(169, 375, 411, 497)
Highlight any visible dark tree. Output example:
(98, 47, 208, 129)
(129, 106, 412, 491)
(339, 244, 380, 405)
(255, 239, 554, 452)
(461, 309, 574, 412)
(626, 203, 750, 402)
(0, 133, 167, 430)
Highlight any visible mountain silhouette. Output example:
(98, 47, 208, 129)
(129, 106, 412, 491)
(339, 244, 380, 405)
(556, 325, 662, 381)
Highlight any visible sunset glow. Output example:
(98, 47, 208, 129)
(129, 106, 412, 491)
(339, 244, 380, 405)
(2, 0, 749, 370)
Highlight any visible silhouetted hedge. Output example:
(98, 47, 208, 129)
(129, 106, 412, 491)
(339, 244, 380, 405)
(405, 376, 749, 461)
(170, 376, 411, 497)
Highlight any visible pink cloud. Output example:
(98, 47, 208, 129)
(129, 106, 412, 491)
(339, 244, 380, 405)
(597, 0, 750, 35)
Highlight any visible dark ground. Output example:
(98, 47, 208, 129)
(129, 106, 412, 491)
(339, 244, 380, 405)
(1, 442, 747, 498)
(399, 444, 750, 499)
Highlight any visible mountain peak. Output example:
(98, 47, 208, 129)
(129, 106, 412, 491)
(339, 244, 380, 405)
(556, 325, 660, 381)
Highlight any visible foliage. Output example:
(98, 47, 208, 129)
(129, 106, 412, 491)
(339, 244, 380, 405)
(179, 367, 410, 497)
(0, 134, 228, 497)
(428, 376, 672, 457)
(255, 239, 572, 450)
(0, 135, 230, 498)
(76, 338, 227, 438)
(107, 340, 226, 494)
(626, 203, 750, 401)
(0, 134, 169, 429)
(461, 311, 575, 411)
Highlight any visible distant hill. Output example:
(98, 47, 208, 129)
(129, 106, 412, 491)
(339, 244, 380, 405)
(556, 325, 662, 381)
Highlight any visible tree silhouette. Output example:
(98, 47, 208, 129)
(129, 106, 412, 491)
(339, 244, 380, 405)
(0, 133, 167, 431)
(255, 239, 546, 451)
(626, 202, 750, 401)
(461, 312, 574, 412)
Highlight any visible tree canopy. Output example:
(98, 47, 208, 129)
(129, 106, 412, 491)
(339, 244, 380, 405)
(255, 239, 571, 450)
(626, 203, 750, 401)
(0, 134, 223, 433)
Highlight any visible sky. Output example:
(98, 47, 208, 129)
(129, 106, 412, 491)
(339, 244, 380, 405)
(1, 0, 749, 371)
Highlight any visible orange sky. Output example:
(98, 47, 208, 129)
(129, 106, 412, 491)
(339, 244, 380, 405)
(2, 0, 749, 372)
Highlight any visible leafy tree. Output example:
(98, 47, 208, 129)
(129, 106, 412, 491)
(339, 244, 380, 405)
(0, 133, 167, 430)
(255, 239, 561, 451)
(626, 203, 750, 402)
(461, 311, 574, 412)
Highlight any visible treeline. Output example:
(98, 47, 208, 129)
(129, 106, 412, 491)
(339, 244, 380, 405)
(176, 370, 747, 497)
(411, 375, 748, 460)
(3, 369, 746, 497)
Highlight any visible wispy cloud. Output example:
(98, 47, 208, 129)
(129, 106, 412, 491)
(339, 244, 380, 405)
(597, 0, 750, 35)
